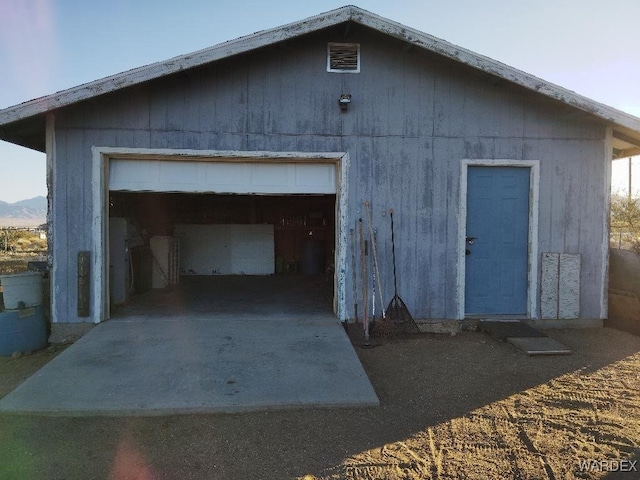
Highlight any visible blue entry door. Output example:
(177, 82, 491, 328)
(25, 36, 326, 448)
(465, 166, 530, 315)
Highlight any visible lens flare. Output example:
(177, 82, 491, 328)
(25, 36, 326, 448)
(0, 0, 58, 103)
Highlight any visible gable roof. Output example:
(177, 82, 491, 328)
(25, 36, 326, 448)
(2, 5, 640, 156)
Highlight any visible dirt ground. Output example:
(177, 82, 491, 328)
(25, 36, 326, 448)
(1, 250, 640, 479)
(1, 327, 639, 480)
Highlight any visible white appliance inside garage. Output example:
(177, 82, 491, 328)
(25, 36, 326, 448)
(150, 235, 180, 288)
(175, 224, 275, 275)
(109, 217, 131, 305)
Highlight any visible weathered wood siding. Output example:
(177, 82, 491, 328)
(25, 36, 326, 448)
(52, 25, 609, 323)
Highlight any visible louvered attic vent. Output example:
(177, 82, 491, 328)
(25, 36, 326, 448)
(327, 43, 360, 73)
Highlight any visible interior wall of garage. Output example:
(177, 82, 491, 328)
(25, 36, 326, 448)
(109, 192, 337, 279)
(50, 24, 611, 324)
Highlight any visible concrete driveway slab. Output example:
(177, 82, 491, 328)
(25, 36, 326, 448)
(0, 314, 379, 415)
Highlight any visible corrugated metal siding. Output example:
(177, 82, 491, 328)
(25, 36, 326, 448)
(52, 26, 609, 323)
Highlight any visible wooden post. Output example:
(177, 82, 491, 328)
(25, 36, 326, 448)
(629, 157, 633, 198)
(77, 251, 91, 317)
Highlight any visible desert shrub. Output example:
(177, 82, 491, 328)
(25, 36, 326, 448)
(0, 229, 47, 253)
(611, 194, 640, 250)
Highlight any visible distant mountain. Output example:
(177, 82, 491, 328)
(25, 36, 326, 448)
(0, 196, 47, 227)
(12, 196, 47, 210)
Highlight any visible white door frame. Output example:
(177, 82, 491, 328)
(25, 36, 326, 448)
(457, 159, 540, 320)
(91, 147, 350, 324)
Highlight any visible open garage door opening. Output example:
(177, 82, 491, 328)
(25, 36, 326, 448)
(107, 191, 337, 318)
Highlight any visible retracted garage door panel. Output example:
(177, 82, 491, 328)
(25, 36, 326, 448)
(109, 160, 336, 194)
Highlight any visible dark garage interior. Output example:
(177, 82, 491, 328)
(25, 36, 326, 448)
(107, 191, 337, 313)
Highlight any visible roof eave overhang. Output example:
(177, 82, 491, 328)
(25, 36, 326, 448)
(612, 128, 640, 159)
(1, 5, 640, 153)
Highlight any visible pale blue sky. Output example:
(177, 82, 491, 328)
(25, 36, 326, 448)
(1, 0, 639, 202)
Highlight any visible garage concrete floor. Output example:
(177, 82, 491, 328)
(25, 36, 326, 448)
(112, 275, 336, 319)
(0, 276, 379, 415)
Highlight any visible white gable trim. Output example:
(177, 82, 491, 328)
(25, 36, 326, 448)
(0, 7, 353, 125)
(2, 6, 640, 134)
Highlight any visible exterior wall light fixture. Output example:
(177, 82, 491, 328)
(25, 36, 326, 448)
(339, 94, 351, 112)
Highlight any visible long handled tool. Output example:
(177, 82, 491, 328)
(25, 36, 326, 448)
(386, 208, 415, 325)
(350, 227, 358, 325)
(371, 230, 377, 324)
(358, 218, 370, 343)
(365, 201, 385, 319)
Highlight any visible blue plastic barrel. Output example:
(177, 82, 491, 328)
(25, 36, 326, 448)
(0, 305, 48, 356)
